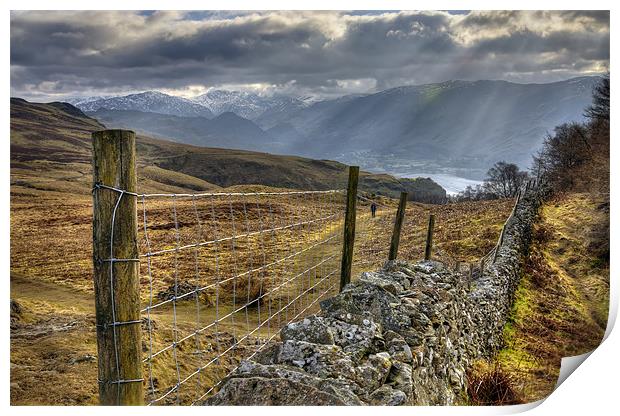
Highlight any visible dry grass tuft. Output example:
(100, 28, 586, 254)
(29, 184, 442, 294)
(467, 361, 522, 405)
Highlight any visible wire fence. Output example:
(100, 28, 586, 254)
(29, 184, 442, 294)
(134, 189, 346, 405)
(95, 186, 522, 405)
(351, 194, 400, 276)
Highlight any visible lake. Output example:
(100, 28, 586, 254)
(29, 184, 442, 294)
(396, 172, 483, 195)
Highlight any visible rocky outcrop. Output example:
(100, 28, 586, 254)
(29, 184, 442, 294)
(206, 187, 543, 405)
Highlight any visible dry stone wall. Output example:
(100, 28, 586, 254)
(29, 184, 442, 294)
(207, 187, 543, 405)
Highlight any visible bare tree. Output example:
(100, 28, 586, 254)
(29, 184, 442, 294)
(456, 161, 528, 201)
(536, 123, 592, 190)
(530, 74, 609, 195)
(483, 161, 528, 198)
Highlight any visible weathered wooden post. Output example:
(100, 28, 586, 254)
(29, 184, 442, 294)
(388, 192, 408, 261)
(468, 262, 474, 290)
(454, 260, 461, 273)
(92, 130, 144, 405)
(479, 256, 486, 275)
(492, 223, 507, 264)
(340, 166, 359, 292)
(424, 214, 435, 261)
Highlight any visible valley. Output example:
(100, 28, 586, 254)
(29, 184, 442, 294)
(9, 9, 611, 408)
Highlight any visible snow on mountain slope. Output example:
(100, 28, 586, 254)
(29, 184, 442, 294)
(75, 91, 214, 118)
(192, 90, 308, 120)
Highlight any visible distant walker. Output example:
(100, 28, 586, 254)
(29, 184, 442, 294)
(371, 202, 377, 218)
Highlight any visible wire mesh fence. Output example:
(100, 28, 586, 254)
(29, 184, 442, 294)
(94, 186, 519, 405)
(135, 187, 441, 404)
(352, 193, 400, 276)
(135, 189, 346, 405)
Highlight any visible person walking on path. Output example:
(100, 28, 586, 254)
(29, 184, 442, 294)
(371, 202, 377, 218)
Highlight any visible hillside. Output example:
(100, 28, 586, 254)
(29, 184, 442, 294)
(10, 98, 446, 202)
(270, 77, 598, 168)
(476, 193, 609, 403)
(87, 108, 281, 153)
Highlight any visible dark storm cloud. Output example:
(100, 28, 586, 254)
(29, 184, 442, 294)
(471, 29, 609, 60)
(9, 10, 610, 100)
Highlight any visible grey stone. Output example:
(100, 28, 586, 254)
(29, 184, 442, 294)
(388, 361, 413, 395)
(280, 315, 335, 345)
(359, 271, 404, 295)
(384, 330, 413, 363)
(368, 385, 407, 405)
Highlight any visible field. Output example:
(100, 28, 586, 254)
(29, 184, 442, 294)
(10, 180, 514, 405)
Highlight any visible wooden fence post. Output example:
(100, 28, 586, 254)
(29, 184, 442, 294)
(492, 223, 507, 264)
(340, 166, 359, 292)
(92, 130, 144, 405)
(388, 192, 408, 261)
(424, 214, 435, 261)
(511, 191, 521, 219)
(468, 262, 474, 290)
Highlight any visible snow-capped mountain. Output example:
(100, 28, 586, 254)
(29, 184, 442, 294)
(64, 96, 108, 106)
(74, 91, 214, 118)
(192, 90, 308, 120)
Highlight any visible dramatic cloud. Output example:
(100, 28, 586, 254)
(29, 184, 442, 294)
(10, 10, 610, 100)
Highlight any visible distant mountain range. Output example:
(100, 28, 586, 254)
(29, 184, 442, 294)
(89, 108, 279, 152)
(70, 77, 598, 169)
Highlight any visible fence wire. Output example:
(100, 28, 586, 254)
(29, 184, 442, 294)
(96, 188, 344, 405)
(389, 192, 522, 287)
(351, 193, 399, 276)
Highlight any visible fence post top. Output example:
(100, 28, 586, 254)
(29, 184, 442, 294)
(92, 129, 136, 137)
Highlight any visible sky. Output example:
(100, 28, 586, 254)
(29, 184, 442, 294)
(10, 10, 610, 101)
